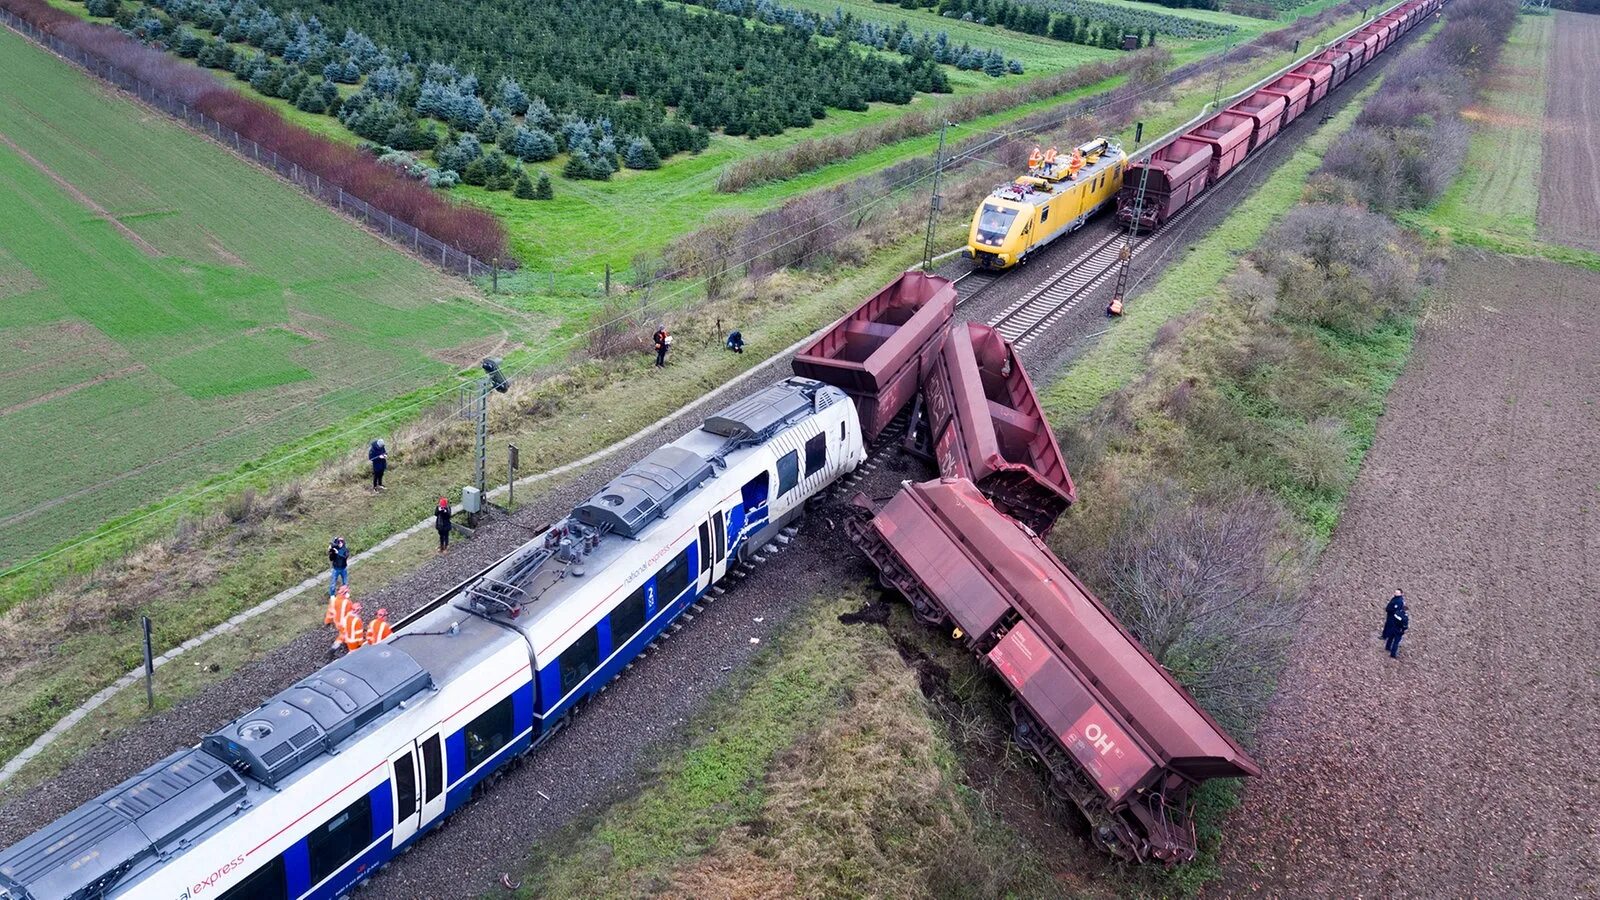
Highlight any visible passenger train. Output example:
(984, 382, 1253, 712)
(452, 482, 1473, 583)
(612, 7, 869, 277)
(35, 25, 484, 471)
(964, 137, 1127, 270)
(0, 377, 866, 900)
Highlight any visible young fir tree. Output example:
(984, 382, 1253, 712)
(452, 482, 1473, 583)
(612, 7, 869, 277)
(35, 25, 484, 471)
(513, 170, 536, 199)
(534, 171, 554, 199)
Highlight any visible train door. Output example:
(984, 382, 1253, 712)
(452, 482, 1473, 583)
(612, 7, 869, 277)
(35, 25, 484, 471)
(389, 729, 446, 847)
(697, 509, 729, 590)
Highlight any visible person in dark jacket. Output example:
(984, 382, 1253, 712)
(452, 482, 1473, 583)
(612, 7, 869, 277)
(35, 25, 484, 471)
(368, 439, 388, 490)
(435, 497, 453, 553)
(726, 330, 744, 354)
(653, 327, 671, 368)
(328, 536, 350, 596)
(1381, 591, 1409, 658)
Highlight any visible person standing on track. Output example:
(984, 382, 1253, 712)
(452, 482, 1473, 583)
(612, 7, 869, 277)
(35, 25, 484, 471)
(653, 326, 671, 368)
(435, 497, 453, 553)
(1381, 590, 1410, 659)
(332, 601, 365, 656)
(328, 536, 350, 597)
(368, 438, 388, 491)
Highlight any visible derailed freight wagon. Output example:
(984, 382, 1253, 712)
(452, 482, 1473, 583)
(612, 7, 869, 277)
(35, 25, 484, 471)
(908, 322, 1076, 534)
(792, 271, 955, 440)
(849, 478, 1260, 863)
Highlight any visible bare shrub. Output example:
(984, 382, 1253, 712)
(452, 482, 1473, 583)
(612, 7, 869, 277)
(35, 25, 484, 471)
(223, 489, 261, 524)
(1224, 263, 1277, 316)
(586, 297, 647, 358)
(1279, 418, 1354, 491)
(268, 480, 304, 519)
(1322, 126, 1404, 210)
(1254, 204, 1421, 333)
(1085, 481, 1304, 734)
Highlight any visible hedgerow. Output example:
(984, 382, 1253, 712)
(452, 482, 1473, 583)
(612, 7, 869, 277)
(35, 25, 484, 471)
(1319, 0, 1517, 210)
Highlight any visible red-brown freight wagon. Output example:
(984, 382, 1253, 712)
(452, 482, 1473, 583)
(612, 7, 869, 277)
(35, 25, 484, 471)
(1115, 137, 1213, 229)
(1260, 73, 1313, 125)
(1229, 90, 1289, 150)
(1186, 111, 1255, 182)
(1315, 46, 1354, 88)
(910, 322, 1075, 534)
(847, 478, 1261, 863)
(791, 270, 954, 440)
(1291, 60, 1334, 105)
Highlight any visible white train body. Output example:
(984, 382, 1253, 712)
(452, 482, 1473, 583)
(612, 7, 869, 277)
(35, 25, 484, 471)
(0, 378, 864, 900)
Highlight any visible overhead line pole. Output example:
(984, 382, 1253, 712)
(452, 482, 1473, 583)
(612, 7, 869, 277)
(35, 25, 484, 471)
(922, 120, 951, 272)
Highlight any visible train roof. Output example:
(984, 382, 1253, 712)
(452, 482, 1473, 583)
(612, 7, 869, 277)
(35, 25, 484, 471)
(983, 139, 1123, 208)
(432, 377, 848, 660)
(0, 645, 445, 900)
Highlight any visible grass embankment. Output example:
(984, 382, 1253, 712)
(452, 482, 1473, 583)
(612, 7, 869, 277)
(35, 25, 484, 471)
(0, 0, 1398, 798)
(518, 594, 1061, 899)
(0, 25, 524, 573)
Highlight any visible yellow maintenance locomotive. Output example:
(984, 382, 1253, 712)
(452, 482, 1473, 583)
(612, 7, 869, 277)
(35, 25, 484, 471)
(965, 137, 1126, 269)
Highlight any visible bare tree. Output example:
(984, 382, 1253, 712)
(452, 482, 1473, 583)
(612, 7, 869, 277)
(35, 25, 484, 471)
(1087, 482, 1305, 734)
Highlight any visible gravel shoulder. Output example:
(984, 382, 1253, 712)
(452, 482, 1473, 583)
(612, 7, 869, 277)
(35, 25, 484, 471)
(1537, 11, 1600, 252)
(1215, 253, 1600, 897)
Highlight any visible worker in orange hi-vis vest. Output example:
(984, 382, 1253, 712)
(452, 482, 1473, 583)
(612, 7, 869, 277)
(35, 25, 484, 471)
(366, 608, 393, 645)
(333, 602, 365, 655)
(324, 584, 351, 626)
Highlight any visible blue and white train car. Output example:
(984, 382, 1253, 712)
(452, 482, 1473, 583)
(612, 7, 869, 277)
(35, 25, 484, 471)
(0, 377, 864, 900)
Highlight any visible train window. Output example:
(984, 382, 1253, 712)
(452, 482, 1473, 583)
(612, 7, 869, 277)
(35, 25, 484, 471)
(612, 585, 647, 647)
(1040, 206, 1049, 223)
(393, 751, 417, 821)
(558, 629, 601, 699)
(976, 205, 1017, 244)
(421, 735, 443, 802)
(804, 433, 826, 477)
(219, 857, 287, 900)
(777, 450, 799, 496)
(307, 796, 373, 887)
(656, 551, 691, 603)
(464, 695, 515, 770)
(698, 522, 711, 573)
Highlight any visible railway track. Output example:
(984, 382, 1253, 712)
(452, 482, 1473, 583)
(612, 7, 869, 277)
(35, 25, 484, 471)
(983, 159, 1245, 350)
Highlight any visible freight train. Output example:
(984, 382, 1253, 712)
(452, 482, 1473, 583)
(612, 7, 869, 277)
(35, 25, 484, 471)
(1117, 0, 1442, 230)
(796, 270, 1258, 863)
(965, 137, 1127, 269)
(0, 377, 865, 900)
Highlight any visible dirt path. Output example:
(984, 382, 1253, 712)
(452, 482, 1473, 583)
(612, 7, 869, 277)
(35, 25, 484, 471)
(1215, 254, 1600, 897)
(1538, 11, 1600, 252)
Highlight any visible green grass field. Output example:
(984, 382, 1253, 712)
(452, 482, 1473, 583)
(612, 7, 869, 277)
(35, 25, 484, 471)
(1422, 14, 1548, 239)
(0, 25, 533, 570)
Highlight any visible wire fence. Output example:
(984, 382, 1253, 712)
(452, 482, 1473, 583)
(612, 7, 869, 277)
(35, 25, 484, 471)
(0, 9, 498, 278)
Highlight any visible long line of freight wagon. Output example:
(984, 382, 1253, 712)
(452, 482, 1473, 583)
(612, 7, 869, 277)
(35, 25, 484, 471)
(810, 0, 1447, 864)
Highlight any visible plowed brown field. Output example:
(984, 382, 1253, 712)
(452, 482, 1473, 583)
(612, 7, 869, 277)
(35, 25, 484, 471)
(1537, 11, 1600, 251)
(1214, 254, 1600, 897)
